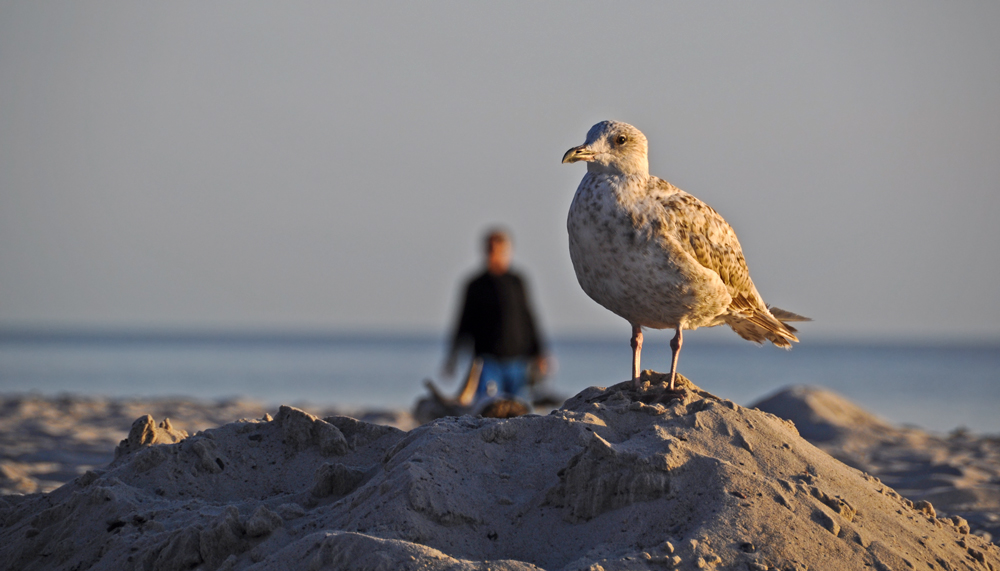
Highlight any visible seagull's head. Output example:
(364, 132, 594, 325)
(562, 121, 649, 177)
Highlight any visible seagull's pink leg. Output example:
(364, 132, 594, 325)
(631, 325, 643, 388)
(668, 326, 683, 390)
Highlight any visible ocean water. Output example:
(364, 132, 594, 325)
(1, 331, 997, 434)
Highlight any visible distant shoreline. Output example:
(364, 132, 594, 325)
(2, 326, 999, 349)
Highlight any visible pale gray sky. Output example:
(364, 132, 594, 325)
(1, 2, 998, 340)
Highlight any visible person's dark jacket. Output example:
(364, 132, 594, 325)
(450, 269, 544, 360)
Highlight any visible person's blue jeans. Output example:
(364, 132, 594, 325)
(475, 356, 530, 401)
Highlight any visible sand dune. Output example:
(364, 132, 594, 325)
(1, 375, 998, 570)
(0, 396, 414, 496)
(753, 386, 1000, 543)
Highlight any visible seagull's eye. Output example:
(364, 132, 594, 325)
(616, 135, 628, 145)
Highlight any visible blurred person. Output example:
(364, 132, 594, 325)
(442, 228, 549, 404)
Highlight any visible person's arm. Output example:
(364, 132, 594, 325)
(443, 281, 475, 377)
(515, 275, 550, 377)
(517, 275, 544, 358)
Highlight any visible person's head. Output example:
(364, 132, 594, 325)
(483, 228, 512, 275)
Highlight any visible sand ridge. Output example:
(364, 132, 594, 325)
(754, 386, 1000, 542)
(0, 395, 415, 496)
(2, 374, 998, 570)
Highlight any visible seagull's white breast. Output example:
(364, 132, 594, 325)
(566, 173, 732, 330)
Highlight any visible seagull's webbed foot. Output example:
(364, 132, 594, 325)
(635, 370, 686, 404)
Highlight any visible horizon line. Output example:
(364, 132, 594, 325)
(1, 325, 998, 349)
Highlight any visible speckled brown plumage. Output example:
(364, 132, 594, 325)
(562, 120, 808, 388)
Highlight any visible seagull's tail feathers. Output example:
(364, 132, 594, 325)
(767, 306, 812, 323)
(724, 294, 810, 348)
(724, 305, 808, 350)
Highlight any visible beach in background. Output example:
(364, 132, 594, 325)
(2, 330, 997, 435)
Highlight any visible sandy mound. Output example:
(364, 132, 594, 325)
(748, 385, 895, 445)
(2, 374, 998, 570)
(0, 395, 415, 495)
(0, 396, 272, 495)
(754, 385, 1000, 542)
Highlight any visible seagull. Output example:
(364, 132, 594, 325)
(562, 121, 809, 390)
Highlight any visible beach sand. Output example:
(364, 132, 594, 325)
(1, 374, 997, 570)
(752, 386, 1000, 543)
(0, 396, 415, 496)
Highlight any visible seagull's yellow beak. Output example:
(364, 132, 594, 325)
(562, 145, 596, 164)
